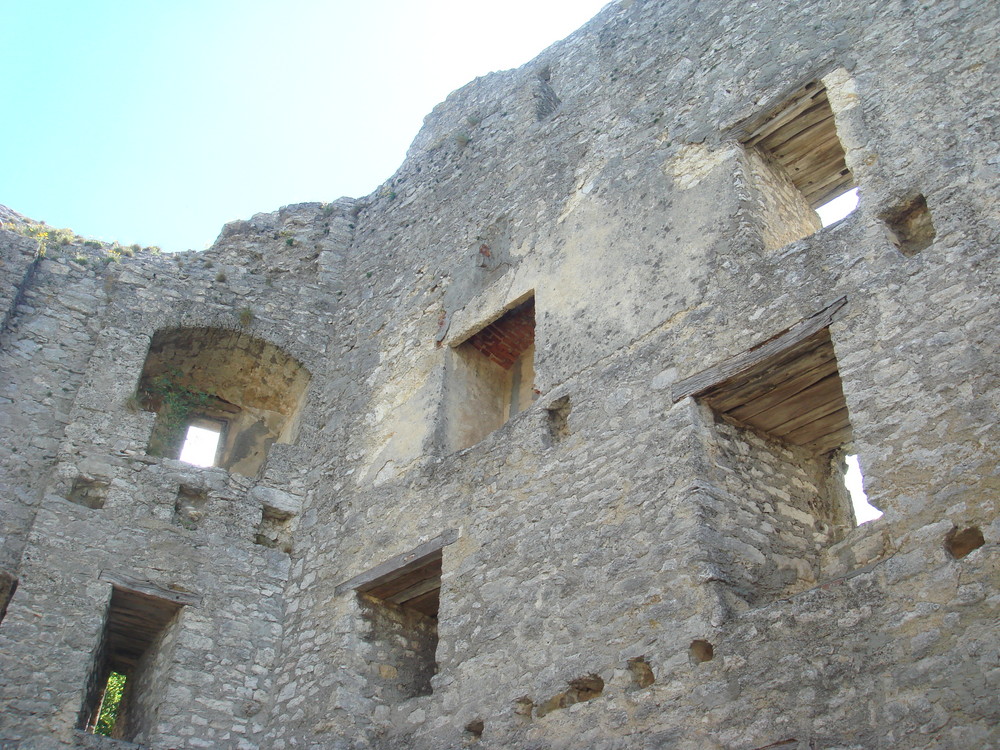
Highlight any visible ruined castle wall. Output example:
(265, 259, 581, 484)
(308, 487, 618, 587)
(258, 0, 998, 747)
(0, 0, 997, 748)
(0, 240, 109, 575)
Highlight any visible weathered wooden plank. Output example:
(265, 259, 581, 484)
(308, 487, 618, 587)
(405, 589, 441, 617)
(335, 529, 459, 596)
(757, 101, 835, 152)
(805, 425, 855, 455)
(785, 407, 852, 445)
(672, 298, 847, 403)
(367, 559, 442, 600)
(743, 84, 825, 146)
(748, 374, 846, 433)
(387, 577, 442, 605)
(725, 356, 838, 422)
(806, 174, 856, 209)
(801, 166, 851, 199)
(707, 337, 834, 413)
(771, 123, 841, 163)
(767, 390, 847, 436)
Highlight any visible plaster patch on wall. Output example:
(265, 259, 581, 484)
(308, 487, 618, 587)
(666, 144, 740, 190)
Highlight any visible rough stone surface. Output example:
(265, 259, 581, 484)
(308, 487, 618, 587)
(0, 0, 998, 748)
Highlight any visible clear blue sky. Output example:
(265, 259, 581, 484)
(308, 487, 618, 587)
(2, 1, 609, 251)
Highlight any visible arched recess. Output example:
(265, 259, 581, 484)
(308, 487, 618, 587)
(135, 327, 311, 477)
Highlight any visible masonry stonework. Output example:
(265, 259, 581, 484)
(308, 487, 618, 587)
(1, 1, 998, 748)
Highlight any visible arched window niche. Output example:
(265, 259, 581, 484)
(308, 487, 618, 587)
(135, 327, 311, 477)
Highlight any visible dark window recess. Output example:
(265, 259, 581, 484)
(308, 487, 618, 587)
(448, 296, 536, 451)
(336, 532, 456, 703)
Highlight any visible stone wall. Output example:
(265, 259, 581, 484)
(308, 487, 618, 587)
(0, 0, 997, 748)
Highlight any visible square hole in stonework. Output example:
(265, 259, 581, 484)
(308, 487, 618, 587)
(174, 485, 208, 530)
(254, 507, 293, 553)
(882, 194, 935, 256)
(68, 476, 110, 509)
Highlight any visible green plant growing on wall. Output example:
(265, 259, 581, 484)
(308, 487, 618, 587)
(140, 368, 215, 458)
(238, 307, 254, 327)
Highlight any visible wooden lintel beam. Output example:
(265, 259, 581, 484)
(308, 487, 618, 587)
(99, 572, 200, 607)
(335, 528, 459, 596)
(671, 298, 848, 403)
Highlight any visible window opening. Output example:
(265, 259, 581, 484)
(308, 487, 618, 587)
(178, 422, 223, 467)
(742, 80, 857, 247)
(816, 186, 859, 227)
(136, 327, 311, 476)
(81, 581, 194, 741)
(335, 531, 457, 702)
(447, 295, 536, 451)
(93, 671, 127, 737)
(844, 454, 881, 524)
(672, 301, 868, 598)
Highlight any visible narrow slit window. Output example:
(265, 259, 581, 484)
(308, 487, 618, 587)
(178, 422, 222, 467)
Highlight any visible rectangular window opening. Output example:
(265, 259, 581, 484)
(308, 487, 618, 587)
(178, 420, 223, 468)
(358, 555, 441, 701)
(80, 585, 185, 741)
(742, 80, 857, 248)
(93, 671, 127, 737)
(335, 531, 456, 703)
(446, 296, 536, 451)
(673, 303, 867, 599)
